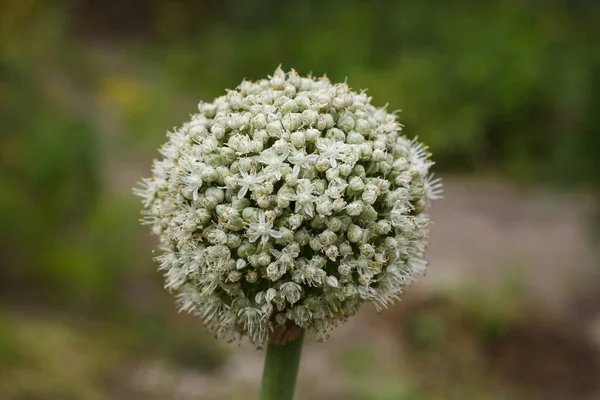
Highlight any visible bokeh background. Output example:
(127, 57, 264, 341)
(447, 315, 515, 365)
(1, 1, 600, 399)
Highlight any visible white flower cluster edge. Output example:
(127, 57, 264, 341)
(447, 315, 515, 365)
(135, 67, 442, 345)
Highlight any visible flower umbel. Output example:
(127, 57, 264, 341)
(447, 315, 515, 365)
(135, 67, 441, 345)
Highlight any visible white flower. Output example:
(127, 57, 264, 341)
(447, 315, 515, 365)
(270, 245, 299, 268)
(294, 181, 318, 217)
(234, 170, 266, 199)
(256, 149, 290, 180)
(135, 67, 440, 345)
(288, 148, 318, 177)
(247, 211, 283, 245)
(325, 177, 348, 198)
(315, 138, 350, 168)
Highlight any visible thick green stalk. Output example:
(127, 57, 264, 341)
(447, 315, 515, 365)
(259, 330, 305, 400)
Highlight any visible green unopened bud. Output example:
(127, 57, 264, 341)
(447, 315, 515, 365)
(319, 229, 337, 246)
(339, 242, 353, 257)
(310, 237, 323, 251)
(242, 207, 259, 221)
(237, 241, 257, 257)
(310, 215, 328, 230)
(266, 120, 283, 138)
(346, 200, 365, 216)
(276, 228, 295, 245)
(205, 187, 224, 203)
(325, 245, 339, 261)
(227, 233, 242, 248)
(228, 270, 242, 282)
(305, 128, 321, 142)
(348, 176, 364, 192)
(291, 131, 306, 148)
(226, 217, 245, 231)
(347, 224, 364, 243)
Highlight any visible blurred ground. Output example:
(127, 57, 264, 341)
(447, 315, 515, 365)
(1, 1, 600, 399)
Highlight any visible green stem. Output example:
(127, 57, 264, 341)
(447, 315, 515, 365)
(259, 331, 305, 400)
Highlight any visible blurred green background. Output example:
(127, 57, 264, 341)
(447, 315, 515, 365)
(1, 1, 599, 399)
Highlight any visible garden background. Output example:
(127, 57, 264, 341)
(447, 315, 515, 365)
(1, 1, 599, 399)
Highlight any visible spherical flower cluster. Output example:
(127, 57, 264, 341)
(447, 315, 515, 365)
(135, 67, 442, 345)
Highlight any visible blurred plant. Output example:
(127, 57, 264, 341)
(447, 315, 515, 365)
(0, 312, 113, 400)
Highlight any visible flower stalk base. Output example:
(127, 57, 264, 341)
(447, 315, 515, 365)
(260, 327, 305, 400)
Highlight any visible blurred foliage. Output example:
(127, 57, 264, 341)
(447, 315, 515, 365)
(0, 312, 113, 400)
(393, 277, 600, 399)
(0, 0, 599, 398)
(73, 0, 598, 182)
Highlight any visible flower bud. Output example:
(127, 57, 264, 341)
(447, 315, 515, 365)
(337, 113, 355, 131)
(275, 228, 294, 245)
(326, 128, 345, 142)
(272, 139, 289, 155)
(338, 264, 351, 276)
(362, 189, 378, 205)
(319, 229, 337, 246)
(346, 200, 365, 216)
(281, 99, 298, 113)
(310, 215, 328, 230)
(316, 113, 334, 131)
(258, 252, 271, 267)
(325, 245, 339, 261)
(332, 197, 346, 212)
(309, 237, 323, 251)
(346, 132, 365, 144)
(295, 95, 310, 109)
(207, 229, 228, 245)
(315, 197, 333, 216)
(327, 217, 343, 232)
(325, 167, 340, 181)
(282, 113, 302, 131)
(200, 166, 218, 183)
(305, 128, 321, 142)
(294, 227, 311, 245)
(353, 164, 366, 177)
(347, 224, 364, 243)
(228, 270, 242, 282)
(355, 119, 370, 133)
(374, 220, 391, 235)
(266, 263, 281, 281)
(287, 214, 303, 230)
(266, 120, 283, 137)
(291, 131, 306, 148)
(360, 143, 373, 159)
(359, 243, 375, 258)
(301, 109, 318, 126)
(237, 241, 257, 258)
(312, 179, 327, 194)
(226, 217, 245, 231)
(252, 113, 267, 129)
(372, 148, 387, 162)
(280, 282, 302, 305)
(227, 233, 242, 248)
(315, 157, 331, 172)
(211, 124, 225, 140)
(338, 242, 353, 257)
(242, 207, 259, 221)
(348, 176, 364, 192)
